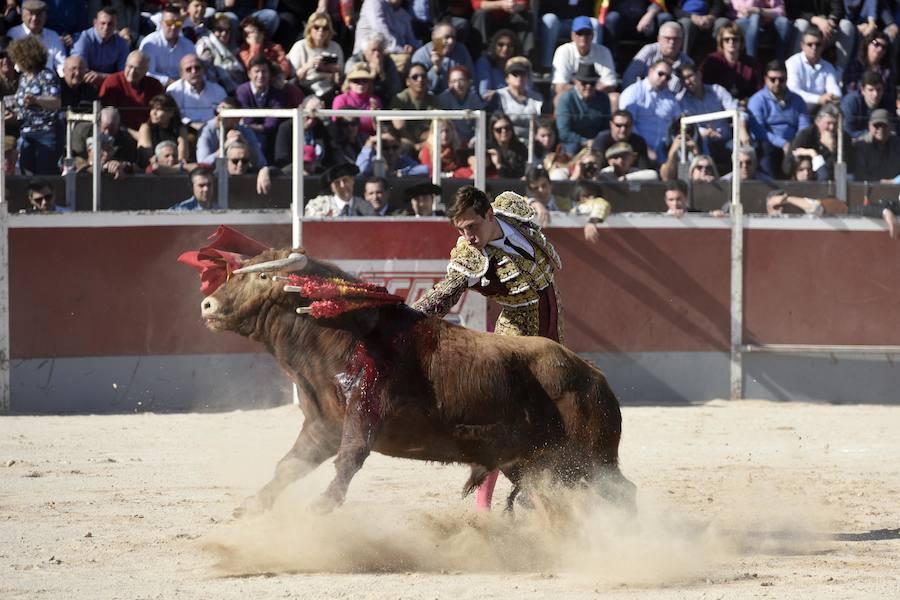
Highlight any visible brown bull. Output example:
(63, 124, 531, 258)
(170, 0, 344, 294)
(197, 247, 635, 514)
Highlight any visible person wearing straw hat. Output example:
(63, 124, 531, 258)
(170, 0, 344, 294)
(331, 62, 383, 137)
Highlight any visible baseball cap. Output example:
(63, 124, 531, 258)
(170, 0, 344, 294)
(572, 16, 593, 34)
(869, 108, 891, 125)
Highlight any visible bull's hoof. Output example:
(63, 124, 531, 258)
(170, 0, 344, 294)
(309, 493, 341, 515)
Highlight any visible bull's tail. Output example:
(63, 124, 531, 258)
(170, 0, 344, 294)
(461, 464, 492, 498)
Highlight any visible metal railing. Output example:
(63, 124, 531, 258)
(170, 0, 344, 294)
(0, 107, 8, 410)
(64, 101, 101, 211)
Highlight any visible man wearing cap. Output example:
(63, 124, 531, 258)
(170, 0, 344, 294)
(539, 1, 602, 69)
(556, 63, 611, 155)
(9, 0, 66, 77)
(622, 21, 693, 93)
(398, 181, 443, 216)
(849, 109, 900, 182)
(487, 57, 545, 143)
(550, 16, 617, 103)
(138, 4, 196, 86)
(71, 7, 130, 87)
(600, 142, 659, 181)
(99, 50, 165, 133)
(841, 71, 891, 140)
(305, 163, 373, 217)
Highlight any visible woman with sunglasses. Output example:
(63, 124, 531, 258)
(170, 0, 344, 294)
(688, 154, 719, 182)
(289, 12, 344, 102)
(332, 64, 382, 137)
(195, 14, 246, 93)
(474, 29, 520, 102)
(842, 30, 896, 110)
(136, 93, 190, 168)
(487, 113, 528, 178)
(700, 22, 762, 102)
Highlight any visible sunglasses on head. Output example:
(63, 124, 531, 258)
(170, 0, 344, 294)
(349, 79, 368, 85)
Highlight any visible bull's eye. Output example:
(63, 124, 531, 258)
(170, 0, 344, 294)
(259, 273, 268, 280)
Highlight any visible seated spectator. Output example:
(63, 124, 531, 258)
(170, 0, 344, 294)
(551, 16, 617, 105)
(238, 15, 292, 79)
(622, 21, 693, 93)
(487, 113, 528, 178)
(166, 54, 226, 132)
(792, 154, 819, 180)
(619, 59, 679, 161)
(216, 0, 280, 39)
(531, 117, 567, 165)
(99, 51, 165, 134)
(766, 190, 827, 215)
(782, 103, 847, 180)
(71, 7, 129, 88)
(726, 0, 791, 61)
(841, 71, 890, 139)
(146, 139, 199, 174)
(689, 154, 719, 181)
(437, 65, 484, 141)
(677, 63, 748, 164)
(599, 0, 674, 56)
(324, 117, 367, 168)
(195, 13, 246, 95)
(569, 147, 603, 182)
(361, 175, 391, 216)
(9, 0, 66, 77)
(221, 139, 275, 196)
(108, 2, 141, 49)
(474, 29, 519, 102)
(60, 55, 98, 110)
(9, 35, 60, 175)
(601, 142, 660, 180)
(138, 4, 196, 86)
(235, 56, 289, 157)
(525, 166, 572, 227)
(288, 12, 344, 102)
(594, 109, 653, 169)
(389, 62, 436, 147)
(274, 95, 329, 171)
(841, 0, 897, 61)
(196, 96, 266, 166)
(487, 57, 545, 144)
(699, 22, 763, 102)
(787, 2, 855, 73)
(71, 106, 137, 164)
(842, 30, 895, 111)
(399, 181, 444, 217)
(170, 167, 217, 210)
(182, 0, 212, 42)
(333, 63, 383, 138)
(25, 177, 69, 212)
(470, 0, 535, 61)
(345, 32, 403, 106)
(747, 60, 810, 179)
(42, 1, 90, 48)
(569, 180, 611, 243)
(556, 64, 611, 155)
(539, 0, 602, 70)
(543, 150, 573, 180)
(719, 145, 774, 183)
(76, 133, 135, 179)
(357, 130, 430, 177)
(137, 93, 191, 167)
(0, 36, 18, 98)
(663, 178, 688, 216)
(305, 163, 372, 217)
(659, 125, 702, 180)
(418, 121, 473, 178)
(353, 0, 419, 72)
(672, 0, 727, 57)
(785, 27, 841, 111)
(850, 109, 900, 182)
(411, 20, 474, 95)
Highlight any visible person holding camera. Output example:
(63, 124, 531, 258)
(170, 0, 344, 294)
(288, 12, 344, 102)
(410, 21, 474, 95)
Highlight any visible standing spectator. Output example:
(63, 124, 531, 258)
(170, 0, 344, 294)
(170, 167, 217, 210)
(787, 1, 855, 72)
(727, 0, 792, 61)
(487, 57, 545, 144)
(842, 30, 895, 110)
(235, 56, 288, 156)
(410, 20, 474, 95)
(333, 63, 383, 138)
(238, 15, 291, 79)
(782, 103, 848, 179)
(344, 32, 402, 106)
(288, 12, 344, 101)
(71, 7, 129, 88)
(551, 17, 618, 104)
(556, 64, 611, 155)
(196, 96, 266, 166)
(305, 163, 372, 217)
(9, 0, 66, 77)
(850, 109, 900, 182)
(195, 12, 245, 94)
(699, 22, 763, 102)
(622, 21, 693, 93)
(470, 0, 535, 61)
(136, 93, 191, 167)
(486, 113, 528, 178)
(166, 54, 226, 132)
(139, 4, 196, 86)
(619, 59, 679, 161)
(59, 55, 98, 110)
(594, 110, 653, 169)
(473, 29, 519, 102)
(98, 50, 165, 133)
(748, 60, 810, 179)
(353, 0, 419, 71)
(356, 130, 429, 176)
(672, 0, 727, 56)
(389, 62, 437, 147)
(436, 65, 485, 141)
(598, 0, 674, 56)
(8, 35, 60, 175)
(600, 142, 660, 180)
(841, 71, 890, 139)
(538, 0, 602, 70)
(785, 27, 841, 111)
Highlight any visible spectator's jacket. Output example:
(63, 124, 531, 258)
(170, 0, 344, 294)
(238, 42, 293, 79)
(747, 87, 810, 149)
(699, 51, 763, 101)
(474, 55, 507, 100)
(850, 132, 900, 181)
(594, 130, 654, 169)
(98, 71, 166, 131)
(411, 41, 474, 95)
(304, 194, 373, 217)
(353, 0, 420, 54)
(783, 124, 850, 180)
(412, 192, 563, 339)
(195, 34, 246, 94)
(60, 82, 99, 111)
(551, 42, 617, 89)
(196, 119, 267, 166)
(622, 43, 693, 93)
(556, 88, 611, 147)
(842, 60, 896, 110)
(167, 79, 227, 126)
(170, 196, 216, 211)
(71, 27, 130, 75)
(235, 82, 289, 133)
(840, 90, 891, 139)
(488, 87, 545, 144)
(437, 87, 485, 139)
(677, 83, 737, 139)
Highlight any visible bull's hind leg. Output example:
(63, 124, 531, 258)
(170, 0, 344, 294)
(234, 418, 341, 518)
(313, 407, 378, 514)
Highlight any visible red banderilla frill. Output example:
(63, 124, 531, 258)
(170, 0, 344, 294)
(281, 275, 405, 318)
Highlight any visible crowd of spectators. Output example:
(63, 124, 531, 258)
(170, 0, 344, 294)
(1, 0, 900, 221)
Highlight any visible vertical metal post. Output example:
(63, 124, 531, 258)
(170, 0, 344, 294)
(0, 114, 8, 411)
(374, 118, 385, 177)
(64, 116, 75, 209)
(91, 101, 101, 212)
(217, 118, 229, 208)
(474, 110, 486, 191)
(835, 109, 847, 202)
(431, 119, 441, 186)
(292, 106, 303, 248)
(730, 109, 744, 400)
(527, 114, 535, 165)
(678, 120, 689, 181)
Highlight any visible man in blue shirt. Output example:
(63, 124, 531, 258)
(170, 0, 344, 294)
(619, 59, 679, 161)
(170, 167, 216, 211)
(556, 63, 611, 155)
(410, 20, 474, 95)
(747, 60, 810, 179)
(72, 7, 130, 88)
(840, 70, 891, 139)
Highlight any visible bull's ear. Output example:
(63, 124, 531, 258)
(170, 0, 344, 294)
(233, 252, 308, 274)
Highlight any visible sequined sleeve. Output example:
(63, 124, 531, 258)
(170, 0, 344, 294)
(411, 270, 469, 318)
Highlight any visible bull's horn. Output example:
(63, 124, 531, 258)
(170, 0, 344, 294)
(233, 252, 308, 274)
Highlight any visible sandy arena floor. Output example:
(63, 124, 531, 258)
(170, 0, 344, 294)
(2, 400, 899, 599)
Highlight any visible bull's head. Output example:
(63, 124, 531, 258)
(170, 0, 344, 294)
(200, 249, 309, 336)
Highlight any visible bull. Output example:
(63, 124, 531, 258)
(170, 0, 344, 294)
(190, 241, 635, 515)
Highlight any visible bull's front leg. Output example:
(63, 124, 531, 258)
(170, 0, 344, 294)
(313, 404, 379, 514)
